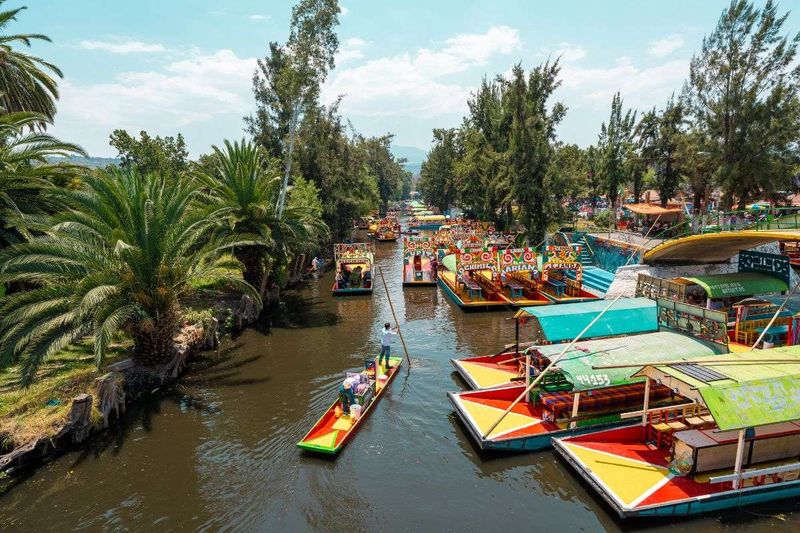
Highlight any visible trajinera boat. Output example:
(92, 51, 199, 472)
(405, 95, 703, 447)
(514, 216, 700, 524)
(297, 356, 402, 454)
(553, 347, 800, 517)
(332, 242, 375, 295)
(403, 237, 437, 287)
(448, 299, 732, 452)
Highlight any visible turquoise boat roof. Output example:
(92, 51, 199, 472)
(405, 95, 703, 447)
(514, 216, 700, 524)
(517, 297, 658, 343)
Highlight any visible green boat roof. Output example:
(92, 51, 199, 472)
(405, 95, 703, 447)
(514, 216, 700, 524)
(680, 272, 787, 298)
(517, 297, 658, 343)
(534, 331, 726, 391)
(635, 347, 800, 430)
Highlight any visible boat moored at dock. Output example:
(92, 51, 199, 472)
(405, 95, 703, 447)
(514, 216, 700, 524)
(452, 297, 659, 389)
(553, 347, 800, 517)
(448, 309, 730, 452)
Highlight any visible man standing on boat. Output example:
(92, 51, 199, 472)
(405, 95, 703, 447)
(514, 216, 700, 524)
(379, 322, 398, 371)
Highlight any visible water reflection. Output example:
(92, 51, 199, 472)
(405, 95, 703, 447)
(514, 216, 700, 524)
(0, 236, 797, 531)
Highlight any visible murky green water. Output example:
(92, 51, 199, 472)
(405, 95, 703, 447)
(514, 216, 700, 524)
(1, 239, 798, 531)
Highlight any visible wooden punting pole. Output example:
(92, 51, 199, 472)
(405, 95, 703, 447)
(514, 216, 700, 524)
(592, 358, 800, 369)
(750, 282, 798, 350)
(480, 294, 624, 439)
(378, 266, 411, 368)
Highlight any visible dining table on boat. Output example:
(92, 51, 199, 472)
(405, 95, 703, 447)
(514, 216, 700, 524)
(461, 276, 483, 300)
(544, 279, 566, 297)
(506, 279, 524, 298)
(755, 324, 789, 344)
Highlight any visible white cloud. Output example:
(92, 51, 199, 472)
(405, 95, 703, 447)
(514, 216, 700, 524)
(560, 56, 687, 109)
(337, 37, 369, 64)
(79, 39, 166, 54)
(647, 34, 684, 57)
(249, 14, 267, 20)
(323, 26, 521, 118)
(553, 42, 587, 62)
(54, 49, 256, 155)
(340, 6, 349, 15)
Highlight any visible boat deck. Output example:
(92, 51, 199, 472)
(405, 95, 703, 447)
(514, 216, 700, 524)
(553, 424, 800, 517)
(448, 385, 560, 450)
(298, 356, 402, 454)
(451, 352, 522, 389)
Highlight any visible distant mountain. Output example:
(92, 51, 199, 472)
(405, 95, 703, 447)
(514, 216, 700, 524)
(46, 155, 121, 169)
(403, 162, 422, 176)
(392, 145, 426, 177)
(392, 145, 427, 165)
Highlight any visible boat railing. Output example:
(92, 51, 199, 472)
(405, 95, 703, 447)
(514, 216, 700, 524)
(709, 461, 800, 485)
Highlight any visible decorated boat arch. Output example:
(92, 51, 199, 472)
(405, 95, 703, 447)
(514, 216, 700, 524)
(403, 237, 438, 287)
(332, 242, 375, 296)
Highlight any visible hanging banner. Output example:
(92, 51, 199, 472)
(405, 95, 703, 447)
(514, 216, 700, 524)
(499, 248, 538, 277)
(457, 249, 499, 279)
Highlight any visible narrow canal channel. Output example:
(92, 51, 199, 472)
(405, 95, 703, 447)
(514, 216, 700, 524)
(1, 240, 798, 531)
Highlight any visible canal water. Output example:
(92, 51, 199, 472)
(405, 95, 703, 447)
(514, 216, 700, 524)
(2, 240, 799, 531)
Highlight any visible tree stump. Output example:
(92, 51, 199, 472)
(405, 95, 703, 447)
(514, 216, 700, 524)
(203, 317, 219, 350)
(95, 372, 126, 428)
(235, 295, 258, 329)
(69, 394, 94, 443)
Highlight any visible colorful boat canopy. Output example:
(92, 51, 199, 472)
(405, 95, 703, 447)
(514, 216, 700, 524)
(679, 272, 788, 298)
(635, 347, 800, 430)
(536, 331, 725, 391)
(442, 253, 457, 273)
(515, 297, 657, 343)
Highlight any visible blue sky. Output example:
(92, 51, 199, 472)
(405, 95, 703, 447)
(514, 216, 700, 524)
(24, 0, 799, 158)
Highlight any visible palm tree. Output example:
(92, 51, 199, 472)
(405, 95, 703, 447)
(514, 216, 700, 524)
(0, 111, 86, 247)
(0, 169, 260, 384)
(194, 139, 327, 301)
(0, 3, 62, 119)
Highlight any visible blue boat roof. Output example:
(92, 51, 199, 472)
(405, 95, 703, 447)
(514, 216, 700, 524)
(517, 297, 658, 343)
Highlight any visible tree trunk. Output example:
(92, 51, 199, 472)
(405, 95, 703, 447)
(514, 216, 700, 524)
(131, 306, 180, 367)
(235, 247, 265, 290)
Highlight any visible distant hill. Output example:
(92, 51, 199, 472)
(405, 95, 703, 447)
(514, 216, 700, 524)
(403, 162, 422, 176)
(392, 145, 426, 177)
(46, 155, 121, 169)
(392, 145, 427, 165)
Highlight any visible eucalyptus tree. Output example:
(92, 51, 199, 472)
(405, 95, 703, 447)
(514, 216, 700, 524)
(0, 170, 259, 383)
(246, 0, 341, 217)
(506, 61, 565, 243)
(636, 98, 685, 207)
(419, 128, 460, 214)
(598, 92, 636, 225)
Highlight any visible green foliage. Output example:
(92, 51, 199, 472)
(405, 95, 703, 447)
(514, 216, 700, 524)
(684, 0, 800, 208)
(357, 134, 409, 212)
(636, 98, 685, 206)
(0, 112, 86, 248)
(0, 2, 62, 120)
(193, 139, 327, 296)
(288, 174, 324, 219)
(295, 102, 379, 240)
(420, 62, 566, 240)
(507, 61, 565, 244)
(0, 169, 261, 383)
(592, 209, 613, 228)
(419, 128, 459, 213)
(598, 92, 636, 220)
(109, 129, 189, 176)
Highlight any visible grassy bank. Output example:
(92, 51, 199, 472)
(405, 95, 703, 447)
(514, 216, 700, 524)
(0, 341, 128, 450)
